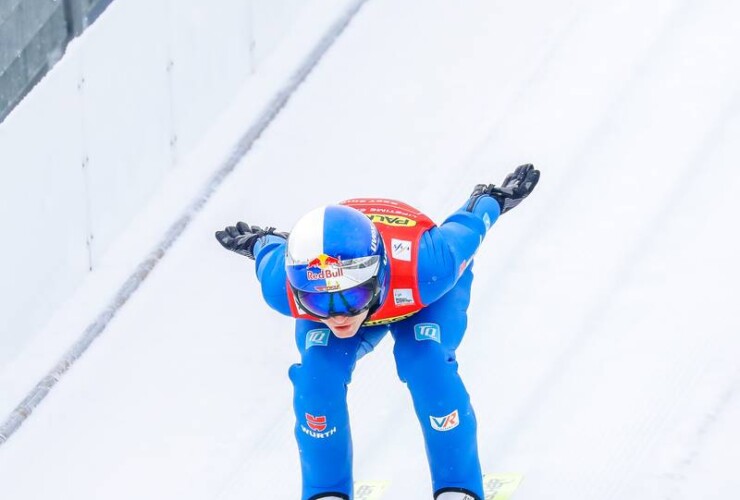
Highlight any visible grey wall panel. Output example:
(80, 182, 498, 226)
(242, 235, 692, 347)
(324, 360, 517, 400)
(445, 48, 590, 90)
(85, 0, 115, 26)
(1, 1, 65, 116)
(0, 0, 61, 68)
(0, 0, 116, 121)
(0, 0, 22, 24)
(0, 0, 66, 121)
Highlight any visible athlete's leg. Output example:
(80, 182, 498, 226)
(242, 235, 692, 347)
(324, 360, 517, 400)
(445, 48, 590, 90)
(391, 267, 483, 499)
(290, 320, 388, 500)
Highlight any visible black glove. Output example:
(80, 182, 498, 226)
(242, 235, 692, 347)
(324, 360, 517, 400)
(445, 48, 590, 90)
(215, 222, 288, 260)
(468, 164, 540, 214)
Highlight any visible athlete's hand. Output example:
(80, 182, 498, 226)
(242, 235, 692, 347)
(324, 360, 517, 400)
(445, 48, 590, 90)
(215, 222, 288, 259)
(471, 164, 540, 214)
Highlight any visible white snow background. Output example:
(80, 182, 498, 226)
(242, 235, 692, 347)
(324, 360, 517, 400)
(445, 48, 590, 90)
(2, 0, 740, 499)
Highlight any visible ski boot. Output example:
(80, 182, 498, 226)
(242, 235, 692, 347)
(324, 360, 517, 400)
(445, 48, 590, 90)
(435, 488, 480, 500)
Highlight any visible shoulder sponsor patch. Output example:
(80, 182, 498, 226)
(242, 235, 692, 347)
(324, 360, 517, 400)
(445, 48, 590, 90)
(414, 323, 441, 343)
(306, 329, 330, 349)
(430, 409, 459, 432)
(391, 238, 412, 261)
(393, 288, 415, 306)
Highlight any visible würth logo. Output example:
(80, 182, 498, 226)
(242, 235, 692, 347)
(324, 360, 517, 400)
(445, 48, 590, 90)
(305, 413, 327, 432)
(301, 414, 337, 439)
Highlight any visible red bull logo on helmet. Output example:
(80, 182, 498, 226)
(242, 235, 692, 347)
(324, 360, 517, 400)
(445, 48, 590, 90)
(307, 253, 341, 269)
(307, 268, 344, 280)
(306, 253, 343, 281)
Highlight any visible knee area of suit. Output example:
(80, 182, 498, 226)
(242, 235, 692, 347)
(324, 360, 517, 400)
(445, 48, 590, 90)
(393, 342, 456, 383)
(289, 358, 353, 388)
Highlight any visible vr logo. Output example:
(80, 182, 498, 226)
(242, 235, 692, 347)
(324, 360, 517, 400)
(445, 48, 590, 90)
(430, 409, 460, 432)
(306, 329, 330, 349)
(414, 323, 441, 343)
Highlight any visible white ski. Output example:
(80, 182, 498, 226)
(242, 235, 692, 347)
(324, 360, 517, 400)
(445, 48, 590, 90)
(483, 473, 523, 500)
(352, 473, 521, 499)
(354, 480, 391, 499)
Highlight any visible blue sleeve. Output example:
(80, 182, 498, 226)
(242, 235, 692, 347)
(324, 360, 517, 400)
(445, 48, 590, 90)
(252, 235, 293, 316)
(417, 195, 501, 305)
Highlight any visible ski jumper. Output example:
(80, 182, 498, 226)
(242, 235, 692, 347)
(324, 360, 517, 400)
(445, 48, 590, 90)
(253, 195, 501, 500)
(286, 199, 436, 326)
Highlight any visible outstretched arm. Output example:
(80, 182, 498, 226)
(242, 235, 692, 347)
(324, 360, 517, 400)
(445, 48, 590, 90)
(215, 222, 293, 315)
(252, 236, 292, 315)
(417, 164, 540, 305)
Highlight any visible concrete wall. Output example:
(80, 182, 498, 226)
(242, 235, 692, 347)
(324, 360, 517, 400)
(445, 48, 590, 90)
(0, 0, 302, 367)
(0, 0, 120, 122)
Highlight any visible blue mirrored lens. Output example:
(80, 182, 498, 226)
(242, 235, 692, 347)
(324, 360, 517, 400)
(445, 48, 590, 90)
(297, 281, 376, 318)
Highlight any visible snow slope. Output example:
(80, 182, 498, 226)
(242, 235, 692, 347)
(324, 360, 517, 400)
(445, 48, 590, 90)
(2, 0, 740, 499)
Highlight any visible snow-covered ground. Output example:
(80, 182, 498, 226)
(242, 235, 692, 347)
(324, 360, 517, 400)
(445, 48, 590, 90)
(2, 0, 740, 499)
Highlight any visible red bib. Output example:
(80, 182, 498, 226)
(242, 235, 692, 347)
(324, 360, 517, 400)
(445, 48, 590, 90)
(286, 199, 436, 326)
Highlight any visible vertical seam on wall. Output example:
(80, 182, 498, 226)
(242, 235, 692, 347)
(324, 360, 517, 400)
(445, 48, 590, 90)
(77, 51, 93, 271)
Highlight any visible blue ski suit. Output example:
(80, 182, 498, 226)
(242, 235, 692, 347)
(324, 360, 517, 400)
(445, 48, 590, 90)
(251, 195, 501, 500)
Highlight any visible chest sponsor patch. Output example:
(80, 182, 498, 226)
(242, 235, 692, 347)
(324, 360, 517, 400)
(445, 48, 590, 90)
(430, 409, 459, 432)
(414, 323, 441, 343)
(391, 238, 412, 261)
(367, 214, 417, 227)
(305, 329, 330, 349)
(393, 288, 415, 306)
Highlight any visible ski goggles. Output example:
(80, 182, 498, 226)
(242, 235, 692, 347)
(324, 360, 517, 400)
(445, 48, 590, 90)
(293, 278, 379, 319)
(286, 255, 381, 293)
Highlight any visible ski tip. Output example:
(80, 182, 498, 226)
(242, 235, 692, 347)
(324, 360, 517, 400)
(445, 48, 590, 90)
(483, 473, 524, 500)
(352, 474, 521, 500)
(354, 480, 391, 500)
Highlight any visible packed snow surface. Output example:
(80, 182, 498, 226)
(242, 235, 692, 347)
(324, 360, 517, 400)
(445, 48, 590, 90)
(1, 0, 740, 499)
